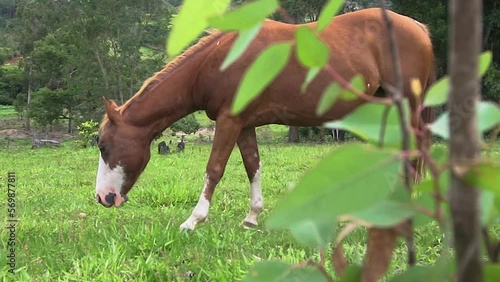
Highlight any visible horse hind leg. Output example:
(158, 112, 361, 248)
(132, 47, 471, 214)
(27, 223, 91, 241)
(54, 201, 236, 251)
(179, 113, 243, 231)
(237, 127, 263, 229)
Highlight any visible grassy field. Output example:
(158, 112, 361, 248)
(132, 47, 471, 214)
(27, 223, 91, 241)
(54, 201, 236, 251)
(0, 136, 452, 282)
(0, 105, 16, 118)
(0, 104, 498, 281)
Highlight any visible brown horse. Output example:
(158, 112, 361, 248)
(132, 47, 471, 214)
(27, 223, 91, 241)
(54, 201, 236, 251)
(96, 8, 435, 230)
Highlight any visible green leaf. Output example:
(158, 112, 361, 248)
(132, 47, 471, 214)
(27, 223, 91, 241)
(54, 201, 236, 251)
(430, 145, 449, 167)
(423, 76, 449, 107)
(464, 161, 500, 195)
(289, 219, 337, 250)
(167, 0, 230, 56)
(316, 83, 342, 116)
(481, 190, 496, 226)
(208, 0, 278, 30)
(477, 101, 500, 133)
(413, 190, 435, 228)
(316, 0, 345, 32)
(389, 266, 432, 282)
(429, 101, 500, 140)
(484, 263, 500, 282)
(428, 112, 448, 139)
(346, 187, 416, 228)
(301, 67, 321, 93)
(479, 51, 493, 77)
(220, 22, 262, 71)
(412, 169, 450, 228)
(413, 169, 450, 195)
(348, 200, 415, 228)
(389, 255, 453, 282)
(324, 101, 416, 149)
(283, 267, 327, 282)
(242, 262, 327, 282)
(340, 74, 366, 100)
(242, 261, 292, 282)
(231, 42, 292, 115)
(423, 51, 492, 106)
(464, 161, 500, 221)
(337, 265, 362, 282)
(266, 143, 402, 229)
(295, 26, 330, 68)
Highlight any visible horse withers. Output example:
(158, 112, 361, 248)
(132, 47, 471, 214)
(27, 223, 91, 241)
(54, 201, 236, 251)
(95, 8, 435, 230)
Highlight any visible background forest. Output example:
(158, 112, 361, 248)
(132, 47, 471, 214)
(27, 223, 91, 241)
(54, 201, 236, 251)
(0, 0, 499, 136)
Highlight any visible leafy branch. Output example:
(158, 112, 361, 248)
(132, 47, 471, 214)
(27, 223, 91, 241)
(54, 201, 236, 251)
(166, 0, 500, 281)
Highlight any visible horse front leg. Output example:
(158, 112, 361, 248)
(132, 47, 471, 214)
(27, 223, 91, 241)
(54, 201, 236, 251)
(179, 114, 243, 231)
(237, 127, 263, 229)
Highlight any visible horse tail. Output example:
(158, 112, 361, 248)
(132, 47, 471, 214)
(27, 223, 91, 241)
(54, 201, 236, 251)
(416, 35, 437, 180)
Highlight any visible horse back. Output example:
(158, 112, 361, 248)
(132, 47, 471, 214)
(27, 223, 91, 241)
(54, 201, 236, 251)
(196, 8, 435, 126)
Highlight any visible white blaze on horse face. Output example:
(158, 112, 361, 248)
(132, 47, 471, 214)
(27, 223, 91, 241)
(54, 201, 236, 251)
(243, 162, 263, 228)
(179, 174, 211, 230)
(95, 153, 125, 206)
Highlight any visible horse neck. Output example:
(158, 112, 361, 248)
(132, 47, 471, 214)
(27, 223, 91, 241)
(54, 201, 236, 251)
(122, 66, 199, 139)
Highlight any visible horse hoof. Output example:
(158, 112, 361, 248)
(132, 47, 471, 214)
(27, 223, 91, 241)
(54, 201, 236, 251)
(179, 223, 195, 231)
(242, 221, 258, 229)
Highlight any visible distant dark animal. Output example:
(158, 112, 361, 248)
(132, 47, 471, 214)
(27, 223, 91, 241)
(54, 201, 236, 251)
(158, 141, 170, 155)
(95, 8, 435, 231)
(330, 129, 346, 142)
(177, 138, 185, 152)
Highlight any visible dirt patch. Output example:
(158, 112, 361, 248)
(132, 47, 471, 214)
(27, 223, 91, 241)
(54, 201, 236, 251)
(0, 129, 75, 141)
(195, 128, 215, 136)
(0, 129, 30, 138)
(5, 56, 22, 65)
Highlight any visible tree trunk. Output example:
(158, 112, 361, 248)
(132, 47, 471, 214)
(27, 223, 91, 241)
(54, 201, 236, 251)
(26, 62, 32, 131)
(68, 109, 72, 134)
(94, 47, 110, 91)
(448, 0, 483, 281)
(288, 126, 299, 142)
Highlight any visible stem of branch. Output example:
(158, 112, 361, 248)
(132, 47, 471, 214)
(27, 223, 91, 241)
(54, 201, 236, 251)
(317, 250, 334, 282)
(378, 105, 391, 147)
(324, 65, 392, 106)
(378, 0, 415, 266)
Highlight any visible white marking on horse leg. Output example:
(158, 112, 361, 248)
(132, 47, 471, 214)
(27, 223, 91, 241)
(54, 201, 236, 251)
(180, 174, 211, 231)
(95, 154, 126, 206)
(243, 162, 263, 228)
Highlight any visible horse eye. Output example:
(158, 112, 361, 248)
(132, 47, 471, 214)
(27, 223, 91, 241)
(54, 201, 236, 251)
(98, 144, 107, 153)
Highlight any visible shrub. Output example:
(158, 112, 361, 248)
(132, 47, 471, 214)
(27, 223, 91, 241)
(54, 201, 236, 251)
(77, 120, 99, 148)
(170, 114, 201, 134)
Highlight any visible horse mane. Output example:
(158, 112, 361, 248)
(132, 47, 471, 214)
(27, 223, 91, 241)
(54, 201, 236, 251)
(99, 30, 224, 132)
(120, 30, 224, 114)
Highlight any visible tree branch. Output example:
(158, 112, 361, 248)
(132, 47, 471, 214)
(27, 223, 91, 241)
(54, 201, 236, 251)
(378, 0, 416, 266)
(324, 65, 393, 106)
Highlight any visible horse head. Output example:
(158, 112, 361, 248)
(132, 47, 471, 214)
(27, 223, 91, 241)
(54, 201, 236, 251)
(95, 98, 151, 207)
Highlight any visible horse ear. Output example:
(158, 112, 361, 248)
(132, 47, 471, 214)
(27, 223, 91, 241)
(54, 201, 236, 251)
(103, 97, 120, 121)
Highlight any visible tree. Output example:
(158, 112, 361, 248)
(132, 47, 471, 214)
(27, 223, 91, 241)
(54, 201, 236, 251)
(0, 65, 24, 105)
(393, 0, 500, 104)
(29, 87, 64, 130)
(170, 114, 201, 134)
(448, 0, 483, 280)
(10, 0, 173, 130)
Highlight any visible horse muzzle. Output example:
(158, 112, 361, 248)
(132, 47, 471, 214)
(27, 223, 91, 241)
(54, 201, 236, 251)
(96, 192, 128, 207)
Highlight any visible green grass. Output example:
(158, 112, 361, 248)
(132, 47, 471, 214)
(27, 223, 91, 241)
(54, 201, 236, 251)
(0, 105, 23, 131)
(0, 105, 16, 118)
(1, 139, 498, 281)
